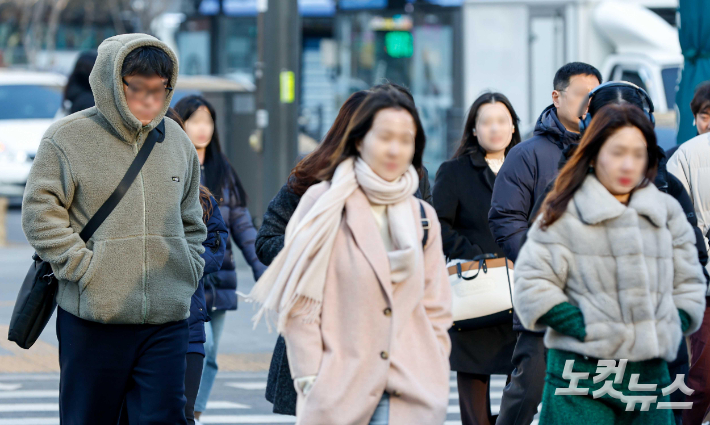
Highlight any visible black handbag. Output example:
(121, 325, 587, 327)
(8, 121, 164, 349)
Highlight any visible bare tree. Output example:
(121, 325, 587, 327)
(2, 0, 174, 69)
(45, 0, 70, 53)
(109, 0, 126, 35)
(130, 0, 172, 35)
(18, 0, 44, 67)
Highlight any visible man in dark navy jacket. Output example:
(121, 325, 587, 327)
(489, 62, 601, 425)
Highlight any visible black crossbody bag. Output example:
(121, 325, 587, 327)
(8, 120, 165, 349)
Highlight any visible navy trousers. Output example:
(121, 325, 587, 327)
(57, 307, 189, 425)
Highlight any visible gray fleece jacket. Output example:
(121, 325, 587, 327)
(21, 33, 207, 325)
(514, 175, 706, 362)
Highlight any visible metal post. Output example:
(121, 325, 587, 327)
(258, 0, 301, 210)
(0, 197, 7, 247)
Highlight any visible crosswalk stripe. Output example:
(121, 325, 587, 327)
(200, 415, 298, 423)
(0, 384, 21, 391)
(225, 382, 268, 390)
(449, 390, 504, 400)
(0, 401, 249, 412)
(0, 390, 58, 399)
(0, 403, 57, 412)
(0, 419, 58, 425)
(206, 401, 251, 409)
(446, 421, 538, 425)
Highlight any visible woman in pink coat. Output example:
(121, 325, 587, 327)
(249, 86, 453, 425)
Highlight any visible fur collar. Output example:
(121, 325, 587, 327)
(573, 175, 665, 227)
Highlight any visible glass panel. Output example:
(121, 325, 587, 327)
(620, 70, 647, 92)
(219, 17, 258, 80)
(177, 31, 211, 75)
(0, 85, 62, 120)
(412, 24, 452, 175)
(661, 66, 680, 110)
(334, 11, 455, 177)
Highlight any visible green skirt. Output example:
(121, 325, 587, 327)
(539, 349, 674, 425)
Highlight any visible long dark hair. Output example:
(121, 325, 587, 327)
(174, 95, 247, 207)
(165, 107, 184, 129)
(289, 90, 370, 196)
(539, 104, 660, 229)
(316, 86, 426, 182)
(165, 107, 215, 224)
(454, 92, 521, 158)
(63, 50, 97, 102)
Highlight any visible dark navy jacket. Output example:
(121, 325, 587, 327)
(489, 105, 581, 263)
(489, 105, 581, 332)
(201, 160, 267, 313)
(188, 195, 228, 355)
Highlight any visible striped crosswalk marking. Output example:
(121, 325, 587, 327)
(0, 374, 534, 425)
(0, 391, 58, 399)
(225, 382, 268, 390)
(0, 403, 57, 412)
(200, 416, 297, 423)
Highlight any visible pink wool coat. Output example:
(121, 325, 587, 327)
(283, 185, 453, 425)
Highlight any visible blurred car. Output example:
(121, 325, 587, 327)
(0, 70, 66, 201)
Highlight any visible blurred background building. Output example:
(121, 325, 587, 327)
(0, 0, 702, 227)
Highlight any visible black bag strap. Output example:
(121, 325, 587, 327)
(420, 201, 430, 248)
(79, 120, 165, 243)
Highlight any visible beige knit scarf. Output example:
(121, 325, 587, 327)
(248, 156, 420, 332)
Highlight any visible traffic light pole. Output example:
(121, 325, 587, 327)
(255, 0, 300, 210)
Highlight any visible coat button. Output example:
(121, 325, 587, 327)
(380, 351, 389, 360)
(383, 308, 392, 317)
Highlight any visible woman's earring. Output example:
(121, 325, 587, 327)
(588, 165, 595, 173)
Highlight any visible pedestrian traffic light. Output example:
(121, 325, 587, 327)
(384, 31, 413, 58)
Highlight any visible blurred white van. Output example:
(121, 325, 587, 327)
(0, 70, 66, 199)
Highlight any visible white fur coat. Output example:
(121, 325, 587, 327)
(514, 175, 706, 362)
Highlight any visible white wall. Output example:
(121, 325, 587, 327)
(463, 4, 530, 127)
(570, 2, 613, 76)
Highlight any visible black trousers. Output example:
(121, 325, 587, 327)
(118, 353, 203, 425)
(57, 307, 189, 425)
(458, 372, 513, 425)
(184, 353, 205, 425)
(496, 331, 547, 425)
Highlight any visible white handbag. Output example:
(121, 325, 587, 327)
(447, 254, 514, 331)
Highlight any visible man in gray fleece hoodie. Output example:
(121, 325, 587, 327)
(21, 33, 206, 424)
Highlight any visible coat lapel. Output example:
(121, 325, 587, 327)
(469, 151, 496, 192)
(345, 189, 394, 302)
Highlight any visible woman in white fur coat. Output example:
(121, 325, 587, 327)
(513, 104, 706, 425)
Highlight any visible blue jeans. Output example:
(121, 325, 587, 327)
(194, 309, 227, 413)
(368, 393, 390, 425)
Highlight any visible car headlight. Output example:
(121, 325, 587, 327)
(0, 142, 29, 164)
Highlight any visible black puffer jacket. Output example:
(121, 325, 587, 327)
(488, 105, 581, 333)
(488, 105, 580, 263)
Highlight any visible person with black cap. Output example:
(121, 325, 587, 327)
(527, 81, 710, 425)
